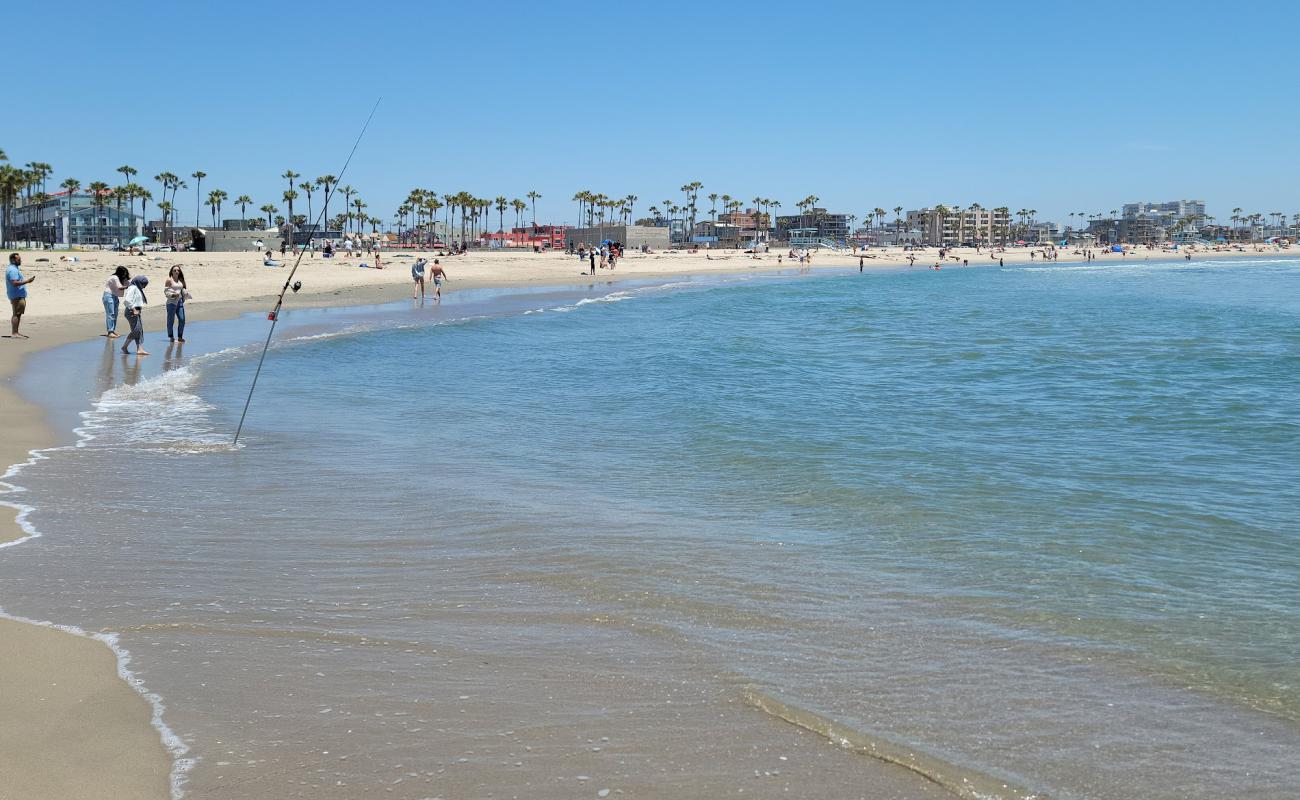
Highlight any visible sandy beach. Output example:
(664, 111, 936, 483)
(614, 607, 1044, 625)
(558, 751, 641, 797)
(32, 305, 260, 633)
(0, 242, 1286, 799)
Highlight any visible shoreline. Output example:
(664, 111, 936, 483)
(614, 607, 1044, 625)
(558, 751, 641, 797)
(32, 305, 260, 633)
(0, 244, 1288, 799)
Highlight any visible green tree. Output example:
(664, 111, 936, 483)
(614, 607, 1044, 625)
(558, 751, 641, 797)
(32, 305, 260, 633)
(191, 171, 207, 225)
(526, 190, 541, 227)
(60, 177, 80, 245)
(235, 195, 253, 222)
(281, 170, 300, 223)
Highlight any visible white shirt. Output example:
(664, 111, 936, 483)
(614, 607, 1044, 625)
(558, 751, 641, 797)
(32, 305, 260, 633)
(124, 284, 147, 311)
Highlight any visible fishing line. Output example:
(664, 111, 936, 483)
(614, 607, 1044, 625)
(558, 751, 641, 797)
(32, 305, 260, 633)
(233, 97, 382, 446)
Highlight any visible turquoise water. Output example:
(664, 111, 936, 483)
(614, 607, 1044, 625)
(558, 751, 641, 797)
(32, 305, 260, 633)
(3, 258, 1299, 799)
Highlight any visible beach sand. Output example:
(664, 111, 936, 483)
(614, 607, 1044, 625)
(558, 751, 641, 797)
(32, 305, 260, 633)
(0, 242, 1283, 799)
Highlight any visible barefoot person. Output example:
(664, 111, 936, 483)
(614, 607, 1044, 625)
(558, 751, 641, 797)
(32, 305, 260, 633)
(121, 275, 150, 356)
(6, 253, 34, 339)
(164, 266, 191, 342)
(411, 257, 428, 299)
(429, 259, 448, 300)
(103, 266, 130, 338)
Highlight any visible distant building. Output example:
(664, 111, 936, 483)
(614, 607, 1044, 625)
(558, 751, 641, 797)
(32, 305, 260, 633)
(481, 225, 569, 249)
(905, 207, 1011, 246)
(774, 208, 850, 244)
(192, 229, 283, 252)
(1086, 216, 1168, 244)
(1122, 200, 1206, 220)
(7, 189, 143, 247)
(564, 224, 670, 250)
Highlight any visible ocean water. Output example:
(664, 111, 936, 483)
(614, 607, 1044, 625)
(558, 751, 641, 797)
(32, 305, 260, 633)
(2, 258, 1299, 799)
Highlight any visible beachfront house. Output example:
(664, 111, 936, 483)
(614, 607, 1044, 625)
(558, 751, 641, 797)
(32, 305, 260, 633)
(7, 189, 144, 248)
(774, 208, 850, 246)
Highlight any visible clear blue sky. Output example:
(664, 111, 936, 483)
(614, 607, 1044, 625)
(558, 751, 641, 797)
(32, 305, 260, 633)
(7, 0, 1298, 226)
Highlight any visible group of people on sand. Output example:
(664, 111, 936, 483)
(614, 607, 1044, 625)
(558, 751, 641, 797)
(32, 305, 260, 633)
(410, 257, 448, 300)
(573, 242, 623, 275)
(102, 264, 192, 355)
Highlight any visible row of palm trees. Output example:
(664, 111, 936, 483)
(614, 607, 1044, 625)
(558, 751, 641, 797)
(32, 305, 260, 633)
(570, 191, 639, 229)
(392, 189, 543, 246)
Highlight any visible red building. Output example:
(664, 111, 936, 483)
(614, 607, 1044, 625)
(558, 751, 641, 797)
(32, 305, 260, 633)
(481, 225, 569, 249)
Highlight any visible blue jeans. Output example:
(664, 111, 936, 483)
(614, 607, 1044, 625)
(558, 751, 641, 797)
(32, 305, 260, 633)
(166, 302, 186, 340)
(102, 291, 119, 333)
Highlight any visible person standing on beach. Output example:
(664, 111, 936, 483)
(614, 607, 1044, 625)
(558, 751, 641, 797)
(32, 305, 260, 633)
(588, 248, 596, 274)
(411, 257, 427, 299)
(103, 266, 130, 338)
(6, 253, 35, 339)
(164, 266, 191, 343)
(429, 259, 448, 300)
(121, 275, 150, 356)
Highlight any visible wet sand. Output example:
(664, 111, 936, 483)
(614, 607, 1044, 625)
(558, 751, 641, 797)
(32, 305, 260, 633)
(0, 243, 1285, 799)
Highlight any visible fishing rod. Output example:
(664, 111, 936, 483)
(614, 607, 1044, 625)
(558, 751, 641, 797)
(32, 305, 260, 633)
(233, 97, 382, 446)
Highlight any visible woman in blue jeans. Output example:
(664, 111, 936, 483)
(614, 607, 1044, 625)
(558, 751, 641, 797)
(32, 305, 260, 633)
(102, 266, 130, 338)
(164, 265, 191, 342)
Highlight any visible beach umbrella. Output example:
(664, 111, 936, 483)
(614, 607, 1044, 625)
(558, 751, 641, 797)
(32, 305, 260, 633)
(1111, 245, 1124, 252)
(128, 235, 149, 245)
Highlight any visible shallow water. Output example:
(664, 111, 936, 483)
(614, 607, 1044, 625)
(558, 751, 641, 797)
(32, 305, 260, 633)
(3, 259, 1299, 799)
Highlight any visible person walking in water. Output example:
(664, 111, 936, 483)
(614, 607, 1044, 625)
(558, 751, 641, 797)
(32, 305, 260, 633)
(411, 257, 428, 300)
(121, 275, 150, 356)
(164, 266, 191, 342)
(429, 259, 448, 301)
(103, 266, 129, 338)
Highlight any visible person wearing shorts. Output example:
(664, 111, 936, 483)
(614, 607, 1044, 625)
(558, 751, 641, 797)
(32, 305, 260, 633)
(6, 253, 35, 339)
(411, 258, 427, 299)
(429, 259, 448, 300)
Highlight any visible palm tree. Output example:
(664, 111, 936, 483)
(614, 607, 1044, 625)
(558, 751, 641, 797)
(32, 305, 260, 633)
(111, 186, 129, 243)
(190, 171, 207, 225)
(526, 190, 541, 227)
(260, 204, 277, 228)
(338, 184, 355, 232)
(87, 181, 109, 245)
(235, 194, 253, 222)
(352, 198, 366, 233)
(136, 187, 152, 239)
(317, 175, 337, 230)
(299, 181, 315, 232)
(708, 193, 720, 221)
(933, 204, 950, 246)
(116, 165, 137, 194)
(492, 196, 507, 235)
(282, 190, 298, 232)
(624, 194, 637, 225)
(280, 170, 299, 223)
(157, 201, 173, 238)
(511, 198, 527, 233)
(59, 177, 80, 245)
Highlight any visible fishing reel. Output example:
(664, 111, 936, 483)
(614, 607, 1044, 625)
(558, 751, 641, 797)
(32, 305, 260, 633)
(292, 281, 303, 293)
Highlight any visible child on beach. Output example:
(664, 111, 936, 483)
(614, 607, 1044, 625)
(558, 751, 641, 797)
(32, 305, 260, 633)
(121, 275, 150, 355)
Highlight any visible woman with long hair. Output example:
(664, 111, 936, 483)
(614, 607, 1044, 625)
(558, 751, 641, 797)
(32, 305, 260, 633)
(102, 266, 130, 338)
(164, 265, 191, 343)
